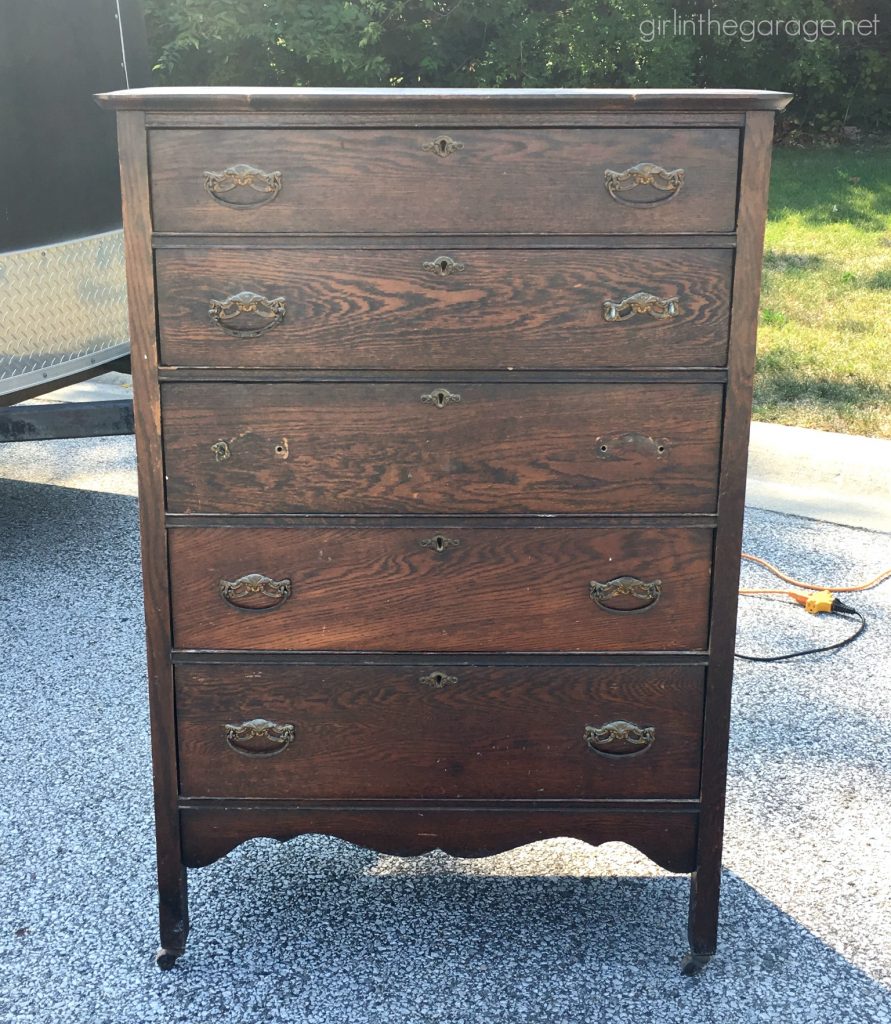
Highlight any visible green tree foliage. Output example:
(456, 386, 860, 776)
(144, 0, 891, 132)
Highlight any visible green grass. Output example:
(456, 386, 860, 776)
(755, 144, 891, 437)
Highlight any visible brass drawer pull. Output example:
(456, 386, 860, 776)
(203, 163, 282, 207)
(585, 721, 655, 757)
(224, 719, 295, 758)
(595, 433, 670, 460)
(602, 292, 680, 322)
(421, 387, 461, 408)
(209, 291, 287, 336)
(423, 255, 465, 277)
(420, 534, 460, 553)
(419, 671, 458, 689)
(219, 573, 292, 610)
(604, 163, 684, 205)
(422, 134, 463, 157)
(590, 576, 662, 613)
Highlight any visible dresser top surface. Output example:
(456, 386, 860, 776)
(95, 86, 792, 113)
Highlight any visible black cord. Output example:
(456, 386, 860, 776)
(735, 600, 866, 662)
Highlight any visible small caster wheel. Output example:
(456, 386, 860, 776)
(680, 952, 712, 975)
(155, 947, 183, 970)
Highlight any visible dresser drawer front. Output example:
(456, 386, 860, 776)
(162, 381, 723, 515)
(156, 248, 732, 370)
(149, 128, 739, 235)
(168, 526, 713, 652)
(176, 662, 704, 800)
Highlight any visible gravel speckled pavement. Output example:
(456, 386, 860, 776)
(1, 436, 889, 1024)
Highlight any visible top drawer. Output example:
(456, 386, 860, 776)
(149, 128, 740, 235)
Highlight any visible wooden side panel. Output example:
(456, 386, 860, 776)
(116, 111, 189, 953)
(167, 525, 714, 652)
(149, 128, 740, 234)
(161, 381, 724, 515)
(155, 247, 733, 369)
(688, 110, 778, 958)
(176, 662, 705, 800)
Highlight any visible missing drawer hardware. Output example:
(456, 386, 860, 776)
(584, 721, 655, 757)
(420, 534, 460, 553)
(211, 440, 231, 462)
(419, 671, 458, 688)
(595, 433, 670, 460)
(421, 388, 461, 408)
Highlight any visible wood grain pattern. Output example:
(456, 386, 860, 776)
(161, 381, 724, 515)
(179, 804, 700, 873)
(155, 248, 733, 369)
(167, 525, 714, 652)
(148, 128, 740, 234)
(176, 662, 704, 800)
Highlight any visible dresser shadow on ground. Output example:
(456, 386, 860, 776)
(177, 833, 891, 1023)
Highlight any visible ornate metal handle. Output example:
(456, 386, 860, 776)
(420, 534, 460, 553)
(419, 671, 458, 689)
(224, 719, 295, 758)
(423, 255, 465, 277)
(422, 135, 463, 157)
(595, 433, 670, 460)
(421, 388, 461, 408)
(604, 163, 684, 205)
(584, 721, 655, 757)
(203, 164, 282, 207)
(602, 292, 680, 322)
(209, 291, 286, 337)
(219, 573, 292, 610)
(589, 576, 662, 613)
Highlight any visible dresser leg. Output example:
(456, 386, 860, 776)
(683, 865, 718, 974)
(155, 862, 189, 969)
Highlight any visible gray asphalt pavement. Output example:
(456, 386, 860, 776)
(0, 434, 889, 1024)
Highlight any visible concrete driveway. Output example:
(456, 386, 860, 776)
(0, 435, 889, 1024)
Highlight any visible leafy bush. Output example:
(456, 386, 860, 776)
(144, 0, 891, 133)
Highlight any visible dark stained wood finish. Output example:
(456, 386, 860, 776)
(101, 88, 783, 968)
(162, 381, 723, 515)
(115, 111, 189, 960)
(176, 662, 705, 800)
(687, 110, 778, 962)
(156, 248, 733, 370)
(96, 86, 793, 114)
(179, 804, 700, 872)
(148, 128, 740, 235)
(153, 232, 738, 249)
(167, 525, 714, 652)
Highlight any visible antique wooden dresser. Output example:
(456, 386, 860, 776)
(96, 86, 791, 971)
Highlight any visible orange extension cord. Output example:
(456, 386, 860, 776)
(739, 553, 891, 613)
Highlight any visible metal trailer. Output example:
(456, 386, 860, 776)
(0, 0, 149, 441)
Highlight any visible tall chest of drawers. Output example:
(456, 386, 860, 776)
(97, 87, 791, 971)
